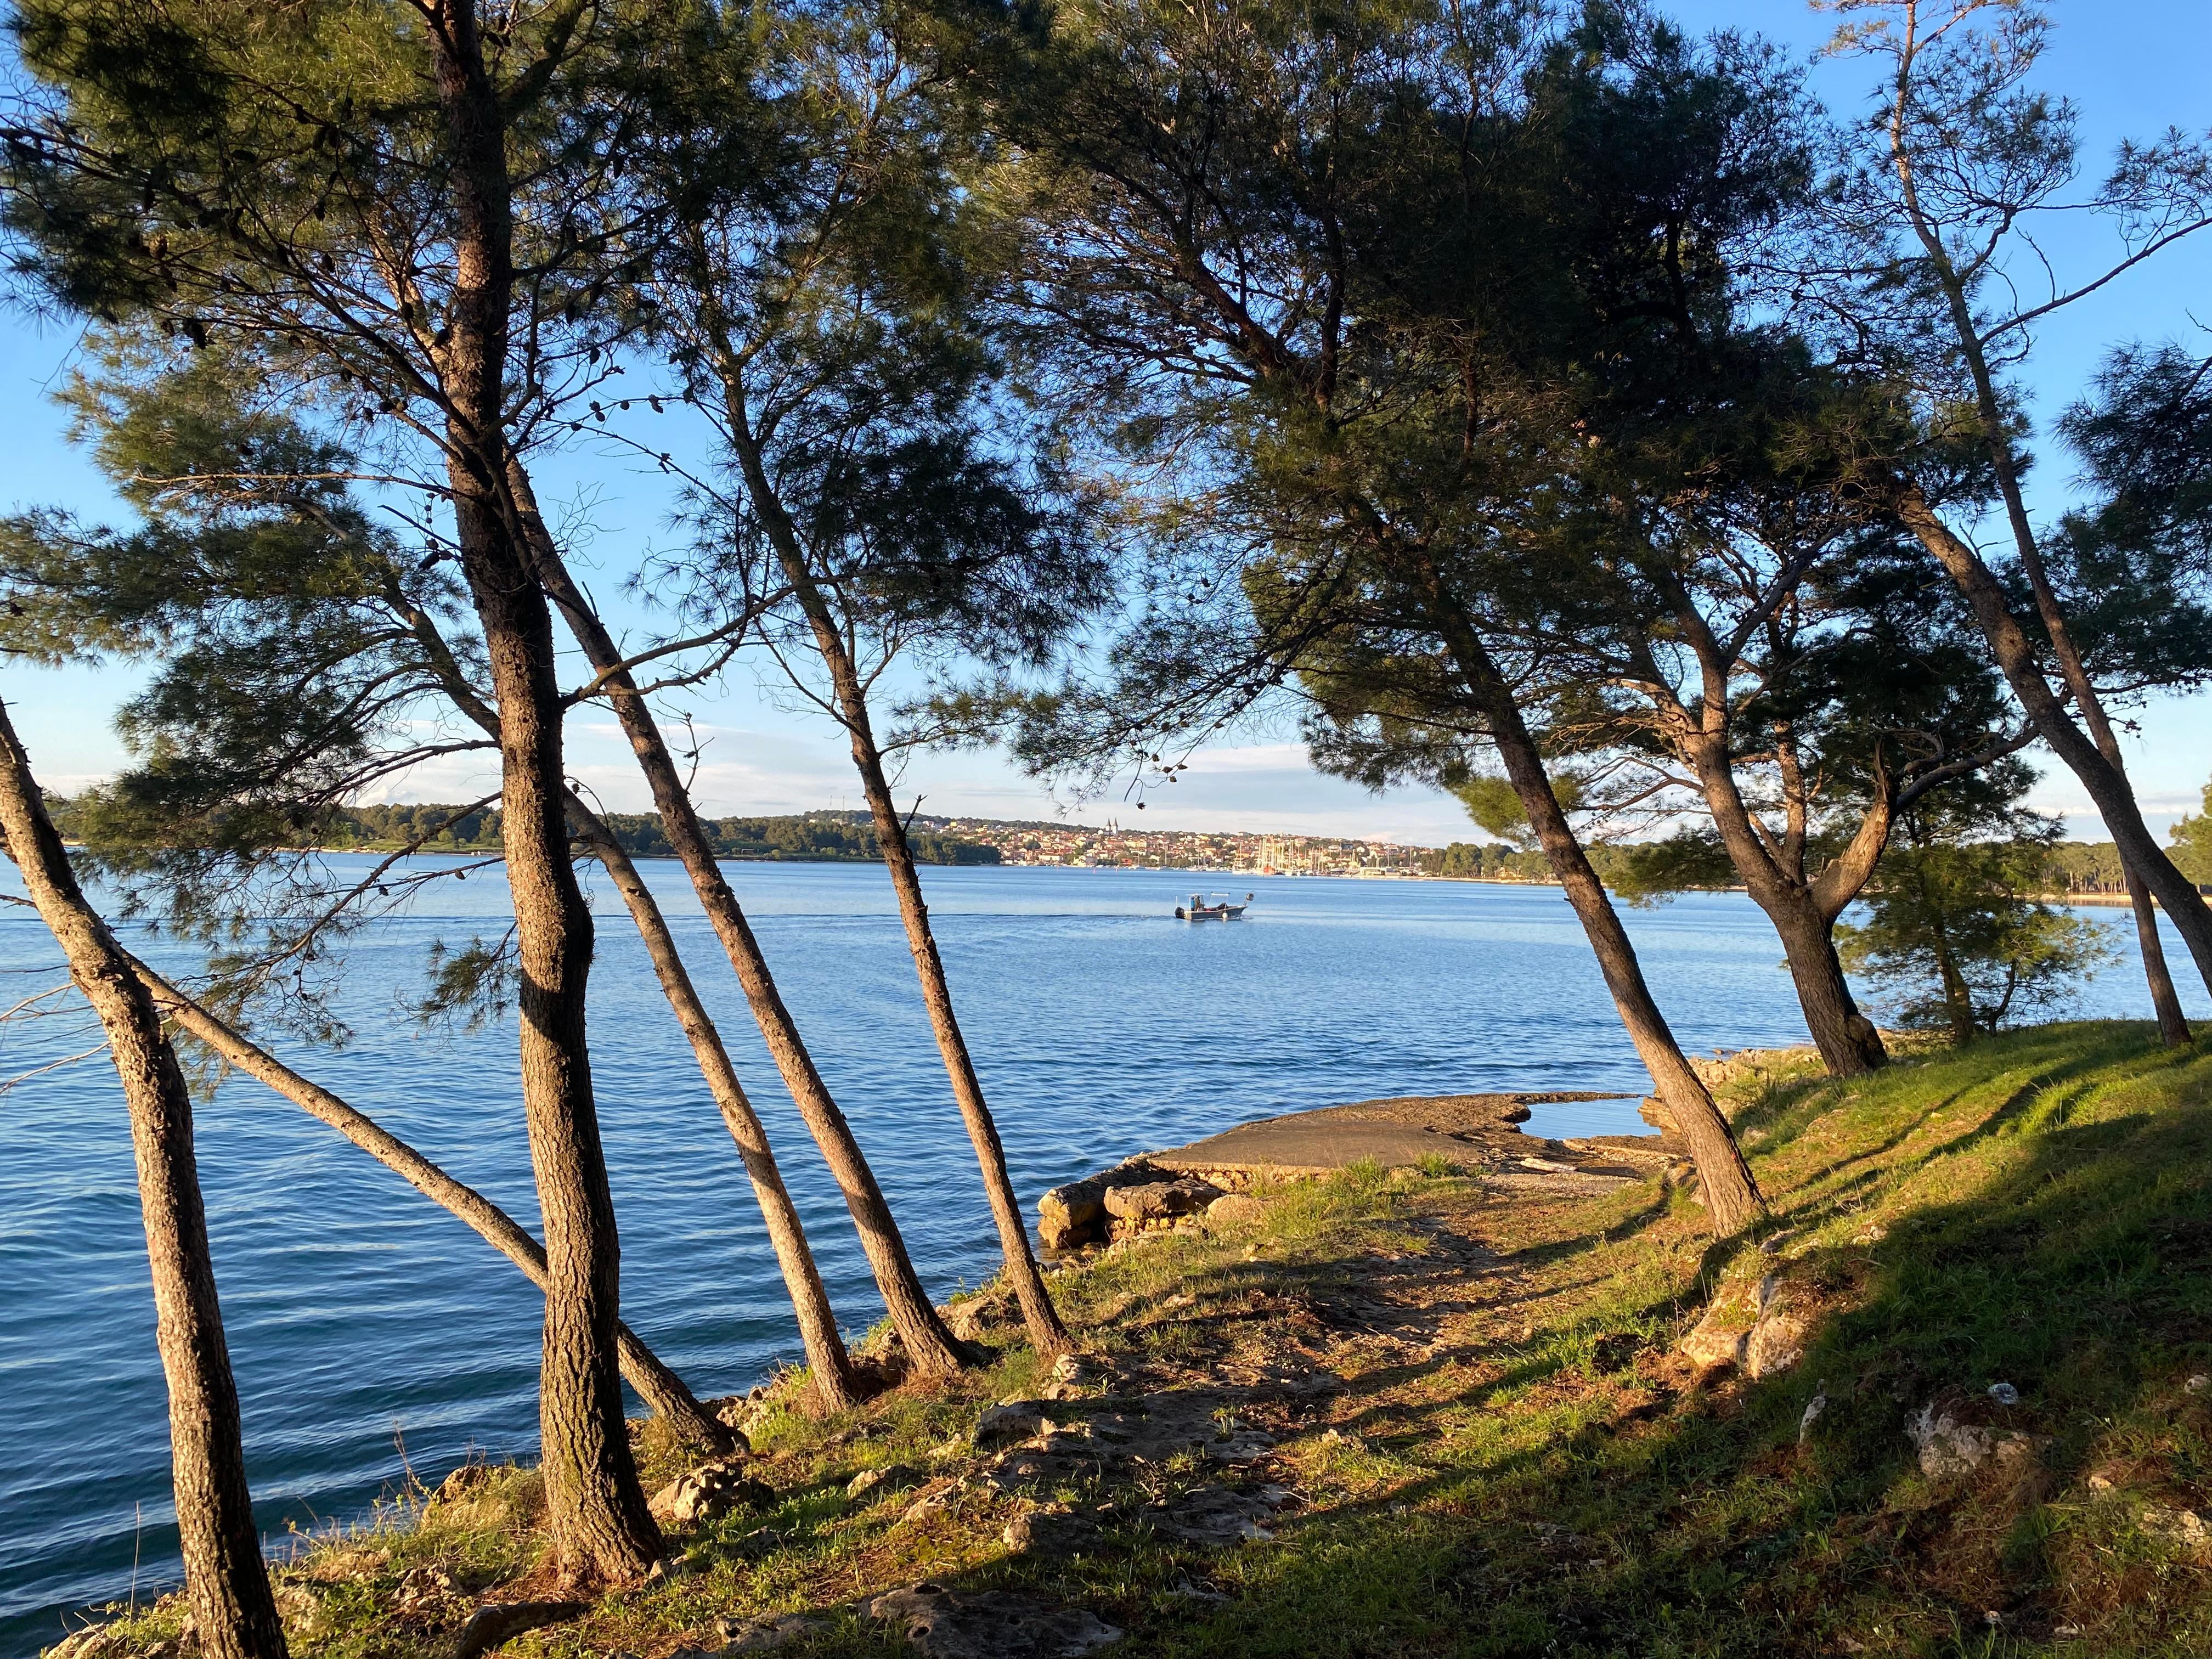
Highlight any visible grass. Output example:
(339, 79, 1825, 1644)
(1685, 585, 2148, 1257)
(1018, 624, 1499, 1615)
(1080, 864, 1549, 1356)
(69, 1020, 2212, 1658)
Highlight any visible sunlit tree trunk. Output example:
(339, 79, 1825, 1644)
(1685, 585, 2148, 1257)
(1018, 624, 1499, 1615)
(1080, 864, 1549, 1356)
(135, 960, 734, 1447)
(1424, 606, 1766, 1234)
(509, 466, 968, 1379)
(426, 0, 658, 1583)
(0, 703, 287, 1659)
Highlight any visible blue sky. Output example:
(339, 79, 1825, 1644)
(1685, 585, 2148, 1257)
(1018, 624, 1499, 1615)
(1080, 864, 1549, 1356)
(2, 0, 2208, 847)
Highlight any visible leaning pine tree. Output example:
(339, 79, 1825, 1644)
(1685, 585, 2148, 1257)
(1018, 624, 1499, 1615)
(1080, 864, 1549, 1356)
(1, 0, 665, 1580)
(0, 704, 288, 1659)
(632, 11, 1105, 1353)
(974, 0, 1768, 1229)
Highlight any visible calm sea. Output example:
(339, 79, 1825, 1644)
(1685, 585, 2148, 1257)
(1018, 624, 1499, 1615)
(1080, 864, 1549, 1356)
(2, 859, 2203, 1651)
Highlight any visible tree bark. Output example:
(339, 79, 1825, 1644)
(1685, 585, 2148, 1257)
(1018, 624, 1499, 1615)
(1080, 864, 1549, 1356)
(506, 465, 968, 1379)
(713, 410, 1071, 1358)
(132, 958, 734, 1448)
(1891, 482, 2212, 998)
(837, 725, 1072, 1358)
(390, 590, 864, 1404)
(1679, 733, 1888, 1077)
(0, 703, 288, 1659)
(565, 809, 865, 1407)
(424, 0, 659, 1584)
(1423, 612, 1766, 1234)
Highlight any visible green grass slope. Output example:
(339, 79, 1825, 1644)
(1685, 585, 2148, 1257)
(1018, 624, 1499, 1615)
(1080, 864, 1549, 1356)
(63, 1020, 2212, 1659)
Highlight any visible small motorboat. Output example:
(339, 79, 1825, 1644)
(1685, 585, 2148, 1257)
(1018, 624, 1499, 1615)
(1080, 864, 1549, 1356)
(1175, 891, 1255, 920)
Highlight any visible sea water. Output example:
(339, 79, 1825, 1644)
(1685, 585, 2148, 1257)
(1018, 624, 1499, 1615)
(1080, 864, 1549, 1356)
(1, 859, 2201, 1649)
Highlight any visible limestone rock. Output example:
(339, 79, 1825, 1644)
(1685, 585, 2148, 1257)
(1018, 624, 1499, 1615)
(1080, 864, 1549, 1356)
(1143, 1483, 1294, 1545)
(1103, 1178, 1222, 1227)
(1037, 1351, 1115, 1402)
(1201, 1427, 1278, 1463)
(1039, 1163, 1160, 1250)
(899, 1477, 964, 1525)
(868, 1583, 1122, 1657)
(650, 1458, 772, 1527)
(2142, 1505, 2212, 1557)
(699, 1612, 822, 1654)
(846, 1464, 922, 1503)
(1679, 1272, 1803, 1378)
(1906, 1401, 2038, 1480)
(975, 1399, 1057, 1448)
(1003, 1509, 1105, 1556)
(1205, 1193, 1266, 1226)
(451, 1601, 589, 1659)
(46, 1629, 124, 1659)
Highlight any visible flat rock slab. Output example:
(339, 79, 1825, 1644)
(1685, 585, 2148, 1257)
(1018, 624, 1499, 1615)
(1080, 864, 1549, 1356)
(1146, 1092, 1641, 1181)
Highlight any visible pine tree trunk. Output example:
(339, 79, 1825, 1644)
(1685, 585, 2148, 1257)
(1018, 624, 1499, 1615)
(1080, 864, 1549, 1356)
(1892, 482, 2212, 999)
(1679, 733, 1888, 1077)
(2124, 872, 2194, 1048)
(391, 592, 862, 1404)
(425, 0, 660, 1584)
(567, 810, 864, 1407)
(832, 670, 1071, 1359)
(134, 960, 734, 1448)
(704, 397, 1067, 1356)
(509, 469, 967, 1379)
(0, 704, 288, 1659)
(1425, 613, 1765, 1234)
(1767, 901, 1888, 1076)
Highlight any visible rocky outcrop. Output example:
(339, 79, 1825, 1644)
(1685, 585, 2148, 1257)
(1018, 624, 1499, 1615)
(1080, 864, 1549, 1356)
(1906, 1398, 2041, 1480)
(1038, 1161, 1164, 1250)
(650, 1458, 772, 1528)
(867, 1583, 1122, 1656)
(1679, 1269, 1806, 1379)
(1103, 1177, 1223, 1229)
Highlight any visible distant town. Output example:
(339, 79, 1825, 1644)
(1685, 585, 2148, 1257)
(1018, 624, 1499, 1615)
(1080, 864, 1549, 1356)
(922, 814, 1431, 877)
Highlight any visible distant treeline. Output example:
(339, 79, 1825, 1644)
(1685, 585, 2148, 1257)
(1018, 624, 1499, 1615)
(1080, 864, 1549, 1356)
(1418, 837, 2174, 896)
(322, 804, 1001, 865)
(1416, 842, 1566, 883)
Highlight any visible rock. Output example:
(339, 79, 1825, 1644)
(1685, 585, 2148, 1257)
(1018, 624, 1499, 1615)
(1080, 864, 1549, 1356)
(1004, 1510, 1105, 1556)
(1798, 1387, 1828, 1444)
(1039, 1163, 1161, 1251)
(899, 1477, 965, 1525)
(846, 1464, 922, 1502)
(650, 1458, 772, 1527)
(1638, 1096, 1678, 1135)
(1201, 1427, 1277, 1463)
(1906, 1401, 2039, 1480)
(868, 1583, 1122, 1657)
(1205, 1193, 1266, 1226)
(975, 1400, 1057, 1447)
(1103, 1178, 1222, 1227)
(2188, 1374, 2211, 1395)
(1680, 1272, 1803, 1379)
(1037, 1351, 1114, 1402)
(2141, 1505, 2212, 1556)
(450, 1600, 588, 1659)
(432, 1463, 496, 1505)
(45, 1629, 123, 1659)
(708, 1612, 822, 1653)
(1143, 1483, 1294, 1545)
